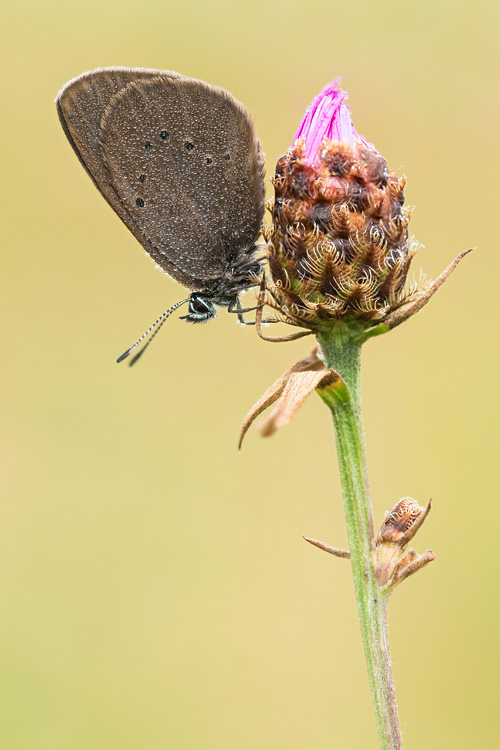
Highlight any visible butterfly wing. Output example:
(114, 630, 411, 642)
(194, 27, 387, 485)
(57, 68, 265, 291)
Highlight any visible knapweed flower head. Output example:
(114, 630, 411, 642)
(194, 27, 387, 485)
(262, 80, 470, 334)
(241, 80, 471, 446)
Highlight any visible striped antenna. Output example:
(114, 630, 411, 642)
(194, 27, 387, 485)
(116, 298, 190, 365)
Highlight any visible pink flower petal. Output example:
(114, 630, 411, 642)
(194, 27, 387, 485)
(293, 79, 372, 163)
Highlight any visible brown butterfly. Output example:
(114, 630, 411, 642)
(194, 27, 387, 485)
(56, 67, 265, 362)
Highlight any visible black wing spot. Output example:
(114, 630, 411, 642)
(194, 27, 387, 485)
(160, 131, 169, 140)
(224, 154, 231, 161)
(144, 142, 153, 151)
(139, 174, 146, 183)
(185, 142, 195, 151)
(136, 198, 145, 207)
(206, 157, 212, 165)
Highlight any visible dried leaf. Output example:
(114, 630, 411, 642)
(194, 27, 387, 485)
(238, 348, 324, 449)
(258, 369, 338, 437)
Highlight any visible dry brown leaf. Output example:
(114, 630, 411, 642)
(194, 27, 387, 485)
(258, 369, 337, 437)
(238, 348, 324, 449)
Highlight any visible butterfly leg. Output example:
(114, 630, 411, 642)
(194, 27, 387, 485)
(227, 297, 257, 325)
(227, 297, 278, 326)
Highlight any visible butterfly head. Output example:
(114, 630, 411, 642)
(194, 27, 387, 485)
(180, 293, 218, 324)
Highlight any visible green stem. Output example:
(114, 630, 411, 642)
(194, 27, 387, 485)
(317, 325, 402, 750)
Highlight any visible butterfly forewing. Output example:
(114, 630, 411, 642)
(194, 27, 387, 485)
(56, 67, 181, 208)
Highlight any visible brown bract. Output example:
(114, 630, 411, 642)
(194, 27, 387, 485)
(264, 140, 414, 329)
(260, 140, 473, 336)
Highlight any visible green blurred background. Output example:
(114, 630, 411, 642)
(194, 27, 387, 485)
(2, 0, 499, 747)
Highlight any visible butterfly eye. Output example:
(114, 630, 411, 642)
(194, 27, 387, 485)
(190, 295, 212, 314)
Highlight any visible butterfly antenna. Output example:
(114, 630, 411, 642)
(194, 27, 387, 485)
(116, 298, 190, 365)
(126, 315, 170, 367)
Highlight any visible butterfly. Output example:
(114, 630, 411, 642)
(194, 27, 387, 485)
(56, 67, 266, 362)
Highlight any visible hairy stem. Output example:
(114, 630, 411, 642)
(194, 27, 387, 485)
(317, 325, 402, 750)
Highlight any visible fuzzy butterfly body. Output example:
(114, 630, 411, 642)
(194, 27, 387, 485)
(56, 67, 266, 350)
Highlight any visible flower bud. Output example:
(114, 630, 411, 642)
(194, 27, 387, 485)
(263, 80, 468, 335)
(374, 498, 436, 591)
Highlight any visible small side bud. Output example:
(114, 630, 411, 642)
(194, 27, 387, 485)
(374, 498, 436, 591)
